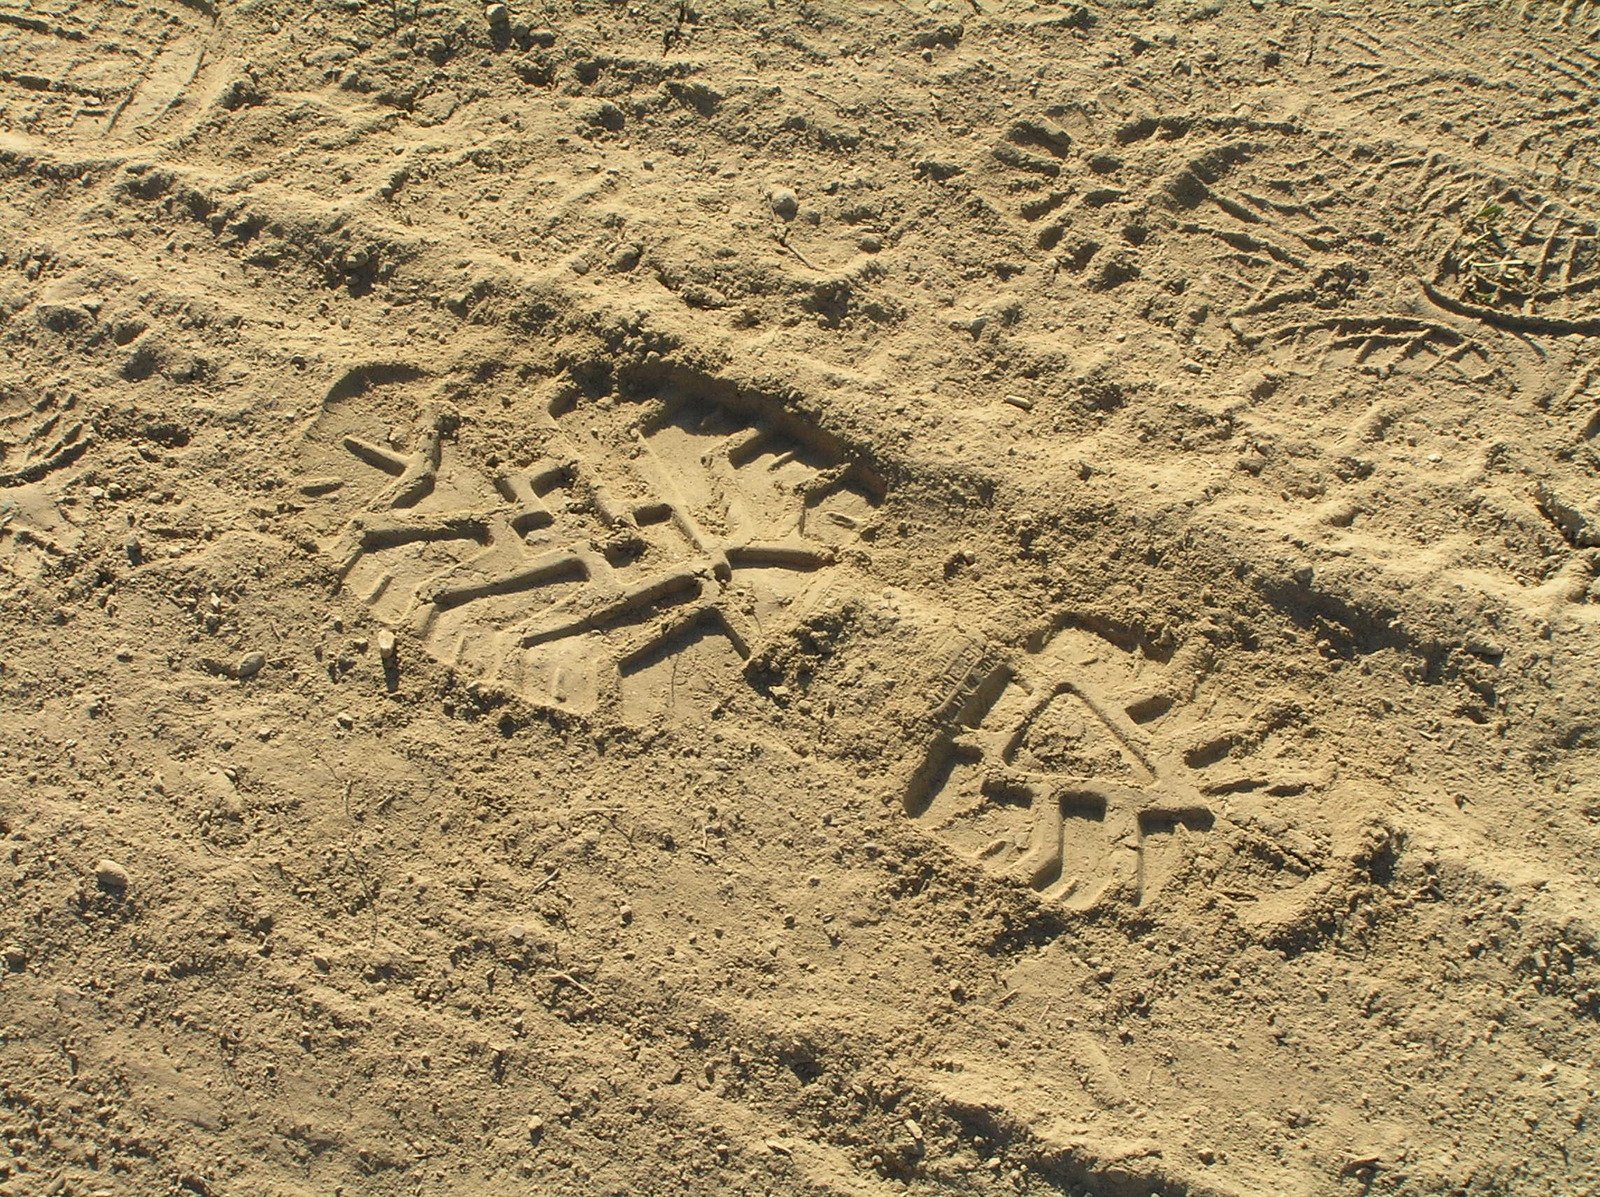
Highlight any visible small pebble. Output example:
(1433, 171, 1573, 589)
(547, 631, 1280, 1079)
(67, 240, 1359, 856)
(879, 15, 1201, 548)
(94, 858, 130, 897)
(609, 242, 642, 272)
(335, 711, 354, 730)
(377, 629, 397, 663)
(768, 187, 799, 220)
(237, 652, 266, 680)
(1002, 394, 1034, 411)
(485, 2, 510, 27)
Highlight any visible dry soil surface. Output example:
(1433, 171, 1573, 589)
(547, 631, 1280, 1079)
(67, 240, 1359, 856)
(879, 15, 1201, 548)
(3, 0, 1600, 1194)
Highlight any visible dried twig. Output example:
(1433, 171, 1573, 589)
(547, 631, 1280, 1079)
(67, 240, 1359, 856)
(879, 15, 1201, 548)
(545, 970, 594, 998)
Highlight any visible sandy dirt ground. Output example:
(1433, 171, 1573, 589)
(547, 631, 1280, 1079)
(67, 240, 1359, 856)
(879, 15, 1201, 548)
(2, 0, 1600, 1193)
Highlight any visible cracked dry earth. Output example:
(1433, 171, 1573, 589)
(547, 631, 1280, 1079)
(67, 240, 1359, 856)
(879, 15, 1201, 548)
(3, 0, 1600, 1194)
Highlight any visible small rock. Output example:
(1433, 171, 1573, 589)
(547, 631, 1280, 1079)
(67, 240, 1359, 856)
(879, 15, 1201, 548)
(335, 711, 355, 730)
(858, 234, 883, 253)
(377, 629, 397, 663)
(485, 3, 510, 28)
(768, 187, 799, 220)
(94, 858, 130, 897)
(608, 242, 642, 272)
(114, 645, 134, 662)
(585, 101, 626, 132)
(237, 652, 266, 681)
(125, 534, 143, 565)
(1238, 447, 1268, 475)
(2, 945, 26, 972)
(508, 923, 526, 944)
(527, 1116, 545, 1140)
